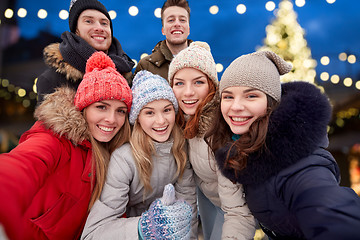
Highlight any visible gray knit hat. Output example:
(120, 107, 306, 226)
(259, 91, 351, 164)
(129, 70, 178, 125)
(168, 41, 218, 87)
(219, 51, 292, 102)
(69, 0, 113, 35)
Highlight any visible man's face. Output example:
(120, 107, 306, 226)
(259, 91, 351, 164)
(76, 9, 112, 52)
(161, 6, 190, 46)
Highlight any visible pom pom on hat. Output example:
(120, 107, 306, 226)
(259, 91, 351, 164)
(74, 51, 132, 111)
(168, 41, 218, 87)
(129, 70, 178, 125)
(85, 50, 115, 73)
(68, 0, 113, 35)
(219, 51, 292, 102)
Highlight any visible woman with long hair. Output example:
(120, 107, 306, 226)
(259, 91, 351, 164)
(0, 51, 132, 240)
(81, 70, 197, 240)
(169, 41, 256, 239)
(206, 51, 360, 239)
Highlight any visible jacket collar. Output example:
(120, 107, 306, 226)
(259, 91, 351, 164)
(148, 40, 193, 67)
(216, 81, 333, 185)
(43, 32, 135, 82)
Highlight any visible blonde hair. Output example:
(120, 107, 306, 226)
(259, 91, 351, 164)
(87, 114, 131, 209)
(130, 119, 187, 194)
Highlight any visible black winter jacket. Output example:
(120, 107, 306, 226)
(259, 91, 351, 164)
(36, 31, 134, 103)
(216, 81, 360, 240)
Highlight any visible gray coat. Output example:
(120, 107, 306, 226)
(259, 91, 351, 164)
(81, 141, 197, 240)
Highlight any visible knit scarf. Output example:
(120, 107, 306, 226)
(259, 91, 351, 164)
(59, 31, 134, 74)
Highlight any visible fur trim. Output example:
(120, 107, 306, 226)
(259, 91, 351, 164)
(43, 43, 83, 81)
(216, 81, 333, 185)
(34, 87, 89, 145)
(197, 89, 220, 137)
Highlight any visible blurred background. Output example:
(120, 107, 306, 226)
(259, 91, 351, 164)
(0, 0, 359, 195)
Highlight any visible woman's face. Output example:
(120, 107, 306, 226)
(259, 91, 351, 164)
(172, 67, 209, 116)
(137, 99, 175, 142)
(85, 100, 127, 142)
(221, 86, 268, 135)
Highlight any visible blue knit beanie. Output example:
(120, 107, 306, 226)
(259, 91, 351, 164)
(129, 70, 178, 125)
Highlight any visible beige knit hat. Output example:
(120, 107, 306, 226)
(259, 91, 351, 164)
(168, 41, 218, 87)
(219, 51, 292, 102)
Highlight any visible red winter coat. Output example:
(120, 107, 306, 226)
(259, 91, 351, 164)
(0, 87, 94, 240)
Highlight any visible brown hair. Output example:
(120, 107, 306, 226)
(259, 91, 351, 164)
(87, 115, 131, 209)
(174, 77, 216, 139)
(205, 95, 278, 177)
(161, 0, 190, 25)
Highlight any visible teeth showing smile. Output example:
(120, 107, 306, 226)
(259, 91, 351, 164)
(173, 31, 182, 34)
(183, 100, 197, 104)
(231, 117, 250, 122)
(153, 126, 167, 131)
(98, 125, 114, 132)
(93, 36, 105, 40)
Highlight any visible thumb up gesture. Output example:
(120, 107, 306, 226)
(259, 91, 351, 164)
(139, 184, 192, 239)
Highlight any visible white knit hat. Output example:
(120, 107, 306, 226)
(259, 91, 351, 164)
(168, 41, 218, 87)
(219, 51, 292, 102)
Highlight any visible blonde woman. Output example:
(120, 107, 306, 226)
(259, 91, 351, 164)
(81, 70, 197, 240)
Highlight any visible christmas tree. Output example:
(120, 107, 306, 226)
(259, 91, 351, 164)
(258, 0, 316, 83)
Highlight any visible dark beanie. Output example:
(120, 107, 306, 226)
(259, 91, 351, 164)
(68, 0, 113, 35)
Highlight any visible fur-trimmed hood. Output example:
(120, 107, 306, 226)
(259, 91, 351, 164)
(34, 87, 89, 145)
(196, 88, 220, 137)
(43, 43, 84, 82)
(216, 81, 333, 185)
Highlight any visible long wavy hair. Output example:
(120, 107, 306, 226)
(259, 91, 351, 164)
(130, 118, 187, 195)
(205, 95, 278, 178)
(85, 113, 131, 209)
(174, 77, 216, 139)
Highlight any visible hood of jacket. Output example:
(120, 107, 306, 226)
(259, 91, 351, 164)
(196, 87, 220, 137)
(216, 81, 333, 185)
(34, 87, 90, 145)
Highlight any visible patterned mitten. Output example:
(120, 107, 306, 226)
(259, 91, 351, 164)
(139, 184, 192, 240)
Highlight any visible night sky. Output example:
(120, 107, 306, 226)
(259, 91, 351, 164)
(12, 0, 360, 84)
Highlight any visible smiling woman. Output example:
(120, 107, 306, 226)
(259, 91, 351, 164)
(0, 51, 132, 240)
(80, 70, 198, 240)
(84, 100, 127, 143)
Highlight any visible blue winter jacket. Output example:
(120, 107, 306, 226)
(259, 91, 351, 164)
(216, 82, 360, 240)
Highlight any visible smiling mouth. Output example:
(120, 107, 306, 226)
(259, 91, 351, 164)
(183, 100, 198, 104)
(153, 126, 168, 132)
(231, 117, 251, 122)
(172, 30, 183, 35)
(92, 36, 105, 40)
(98, 125, 115, 132)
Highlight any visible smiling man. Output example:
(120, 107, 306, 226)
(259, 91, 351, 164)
(36, 0, 135, 103)
(134, 0, 192, 81)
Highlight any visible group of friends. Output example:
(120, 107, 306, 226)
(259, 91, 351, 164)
(1, 0, 360, 239)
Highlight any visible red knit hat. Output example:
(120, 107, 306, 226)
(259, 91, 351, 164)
(74, 51, 132, 111)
